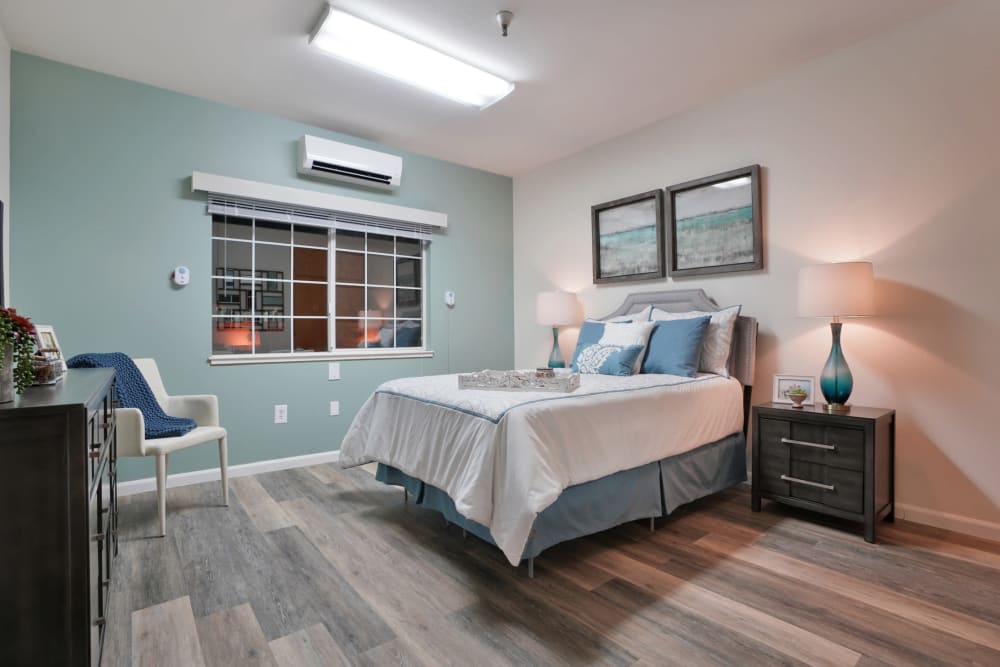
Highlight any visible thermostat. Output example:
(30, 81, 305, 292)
(172, 266, 191, 286)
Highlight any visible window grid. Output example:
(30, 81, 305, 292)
(212, 216, 423, 356)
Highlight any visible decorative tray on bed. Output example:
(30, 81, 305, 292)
(458, 369, 581, 393)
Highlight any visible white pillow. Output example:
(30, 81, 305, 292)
(602, 305, 652, 323)
(650, 305, 741, 377)
(598, 320, 656, 373)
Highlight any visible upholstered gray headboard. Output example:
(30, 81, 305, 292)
(599, 289, 758, 389)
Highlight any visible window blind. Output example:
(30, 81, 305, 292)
(206, 194, 436, 241)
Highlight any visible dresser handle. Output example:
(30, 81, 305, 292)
(780, 474, 835, 491)
(89, 448, 102, 460)
(94, 617, 106, 627)
(92, 532, 105, 542)
(781, 437, 835, 451)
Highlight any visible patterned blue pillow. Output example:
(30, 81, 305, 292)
(575, 344, 645, 376)
(570, 319, 635, 371)
(570, 320, 606, 370)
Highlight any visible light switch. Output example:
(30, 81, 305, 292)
(329, 401, 340, 416)
(328, 362, 340, 381)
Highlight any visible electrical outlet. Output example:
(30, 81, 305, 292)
(329, 401, 340, 416)
(328, 362, 340, 381)
(444, 290, 456, 307)
(274, 404, 288, 424)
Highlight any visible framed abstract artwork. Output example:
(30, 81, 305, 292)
(591, 189, 665, 284)
(665, 165, 763, 277)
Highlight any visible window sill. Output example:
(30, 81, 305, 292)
(207, 350, 434, 366)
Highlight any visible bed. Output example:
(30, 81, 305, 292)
(339, 289, 757, 574)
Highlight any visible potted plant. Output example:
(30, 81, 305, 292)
(785, 385, 809, 408)
(0, 308, 37, 402)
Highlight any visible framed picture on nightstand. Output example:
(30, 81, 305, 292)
(772, 374, 816, 405)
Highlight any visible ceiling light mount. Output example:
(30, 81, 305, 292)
(497, 10, 513, 37)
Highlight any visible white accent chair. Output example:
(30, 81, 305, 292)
(116, 358, 228, 536)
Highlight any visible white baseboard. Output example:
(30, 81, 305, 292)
(895, 503, 1000, 543)
(118, 450, 341, 497)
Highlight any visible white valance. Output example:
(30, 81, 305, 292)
(192, 171, 447, 241)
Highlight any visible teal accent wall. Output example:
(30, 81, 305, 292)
(10, 53, 514, 482)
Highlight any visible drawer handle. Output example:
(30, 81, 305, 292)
(781, 437, 836, 451)
(94, 616, 106, 627)
(92, 532, 106, 542)
(780, 474, 835, 491)
(89, 448, 102, 460)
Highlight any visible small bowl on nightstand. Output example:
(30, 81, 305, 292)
(786, 391, 808, 408)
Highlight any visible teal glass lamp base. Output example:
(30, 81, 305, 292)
(547, 327, 565, 368)
(820, 320, 853, 413)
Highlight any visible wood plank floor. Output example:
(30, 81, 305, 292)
(105, 464, 1000, 666)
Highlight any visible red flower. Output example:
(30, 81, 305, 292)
(1, 308, 35, 336)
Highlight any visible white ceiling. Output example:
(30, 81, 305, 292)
(0, 0, 948, 176)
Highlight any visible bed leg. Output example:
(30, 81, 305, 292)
(462, 528, 467, 539)
(527, 558, 535, 579)
(444, 517, 449, 528)
(650, 517, 656, 533)
(403, 489, 408, 505)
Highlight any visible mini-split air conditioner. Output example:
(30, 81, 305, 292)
(298, 134, 402, 190)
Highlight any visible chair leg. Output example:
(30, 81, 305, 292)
(155, 454, 168, 537)
(219, 436, 229, 507)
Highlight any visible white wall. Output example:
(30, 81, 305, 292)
(0, 21, 9, 305)
(513, 1, 1000, 537)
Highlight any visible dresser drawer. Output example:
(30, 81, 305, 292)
(758, 417, 865, 472)
(784, 461, 863, 514)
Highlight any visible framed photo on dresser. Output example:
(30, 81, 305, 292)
(0, 200, 5, 307)
(34, 324, 68, 372)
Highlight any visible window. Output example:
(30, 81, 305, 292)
(211, 214, 424, 358)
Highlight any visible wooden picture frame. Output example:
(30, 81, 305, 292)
(592, 189, 665, 284)
(0, 200, 5, 308)
(33, 324, 68, 372)
(772, 374, 816, 405)
(666, 165, 763, 277)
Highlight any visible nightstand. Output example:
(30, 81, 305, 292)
(751, 402, 895, 542)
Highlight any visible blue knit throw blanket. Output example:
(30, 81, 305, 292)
(67, 353, 197, 439)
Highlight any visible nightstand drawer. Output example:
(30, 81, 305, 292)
(758, 417, 865, 472)
(784, 461, 863, 514)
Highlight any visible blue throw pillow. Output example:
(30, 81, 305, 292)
(641, 316, 711, 376)
(570, 320, 606, 371)
(570, 319, 634, 370)
(575, 344, 645, 376)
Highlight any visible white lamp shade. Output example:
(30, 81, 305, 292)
(798, 262, 875, 317)
(536, 290, 580, 326)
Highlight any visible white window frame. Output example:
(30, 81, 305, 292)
(208, 216, 431, 366)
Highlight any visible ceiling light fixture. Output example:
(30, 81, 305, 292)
(310, 7, 515, 109)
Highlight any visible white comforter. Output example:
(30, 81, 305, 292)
(339, 372, 743, 564)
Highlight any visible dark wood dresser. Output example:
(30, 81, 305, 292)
(751, 402, 895, 542)
(0, 368, 118, 666)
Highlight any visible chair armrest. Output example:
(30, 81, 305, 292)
(115, 408, 145, 458)
(166, 394, 220, 427)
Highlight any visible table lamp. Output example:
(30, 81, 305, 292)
(798, 262, 874, 412)
(535, 290, 580, 368)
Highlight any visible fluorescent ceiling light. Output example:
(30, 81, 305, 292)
(310, 7, 515, 109)
(712, 177, 752, 189)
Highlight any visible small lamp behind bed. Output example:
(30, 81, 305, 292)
(536, 290, 580, 368)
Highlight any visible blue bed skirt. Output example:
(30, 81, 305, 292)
(375, 432, 747, 561)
